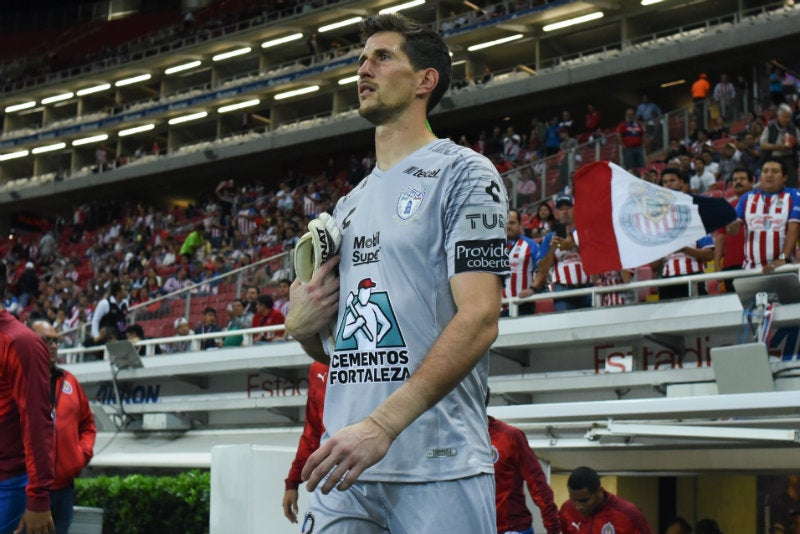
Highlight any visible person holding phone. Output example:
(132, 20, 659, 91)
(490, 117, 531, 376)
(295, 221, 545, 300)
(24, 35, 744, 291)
(533, 194, 592, 311)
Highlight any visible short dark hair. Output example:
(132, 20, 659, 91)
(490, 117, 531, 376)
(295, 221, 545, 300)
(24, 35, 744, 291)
(126, 323, 145, 338)
(203, 307, 216, 315)
(694, 518, 722, 534)
(730, 167, 753, 182)
(762, 158, 787, 175)
(567, 466, 601, 492)
(257, 294, 274, 308)
(662, 168, 689, 185)
(360, 14, 451, 113)
(667, 517, 693, 533)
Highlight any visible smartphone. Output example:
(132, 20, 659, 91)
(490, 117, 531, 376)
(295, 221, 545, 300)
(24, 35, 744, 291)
(553, 222, 567, 238)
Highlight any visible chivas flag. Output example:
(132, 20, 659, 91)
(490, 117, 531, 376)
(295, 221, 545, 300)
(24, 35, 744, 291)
(574, 161, 736, 274)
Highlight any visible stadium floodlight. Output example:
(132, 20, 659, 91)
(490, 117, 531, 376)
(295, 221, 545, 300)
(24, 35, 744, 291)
(261, 33, 304, 49)
(115, 74, 152, 87)
(212, 47, 252, 62)
(467, 34, 523, 52)
(40, 92, 75, 105)
(168, 111, 208, 125)
(76, 83, 111, 96)
(31, 142, 66, 154)
(165, 61, 202, 75)
(542, 11, 604, 32)
(274, 86, 320, 100)
(72, 134, 109, 146)
(337, 75, 359, 86)
(0, 150, 29, 161)
(217, 99, 260, 113)
(379, 0, 425, 14)
(641, 0, 664, 5)
(4, 101, 36, 113)
(318, 17, 362, 33)
(118, 123, 155, 136)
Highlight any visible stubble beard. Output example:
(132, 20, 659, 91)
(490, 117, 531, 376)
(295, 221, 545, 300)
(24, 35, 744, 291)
(358, 95, 405, 126)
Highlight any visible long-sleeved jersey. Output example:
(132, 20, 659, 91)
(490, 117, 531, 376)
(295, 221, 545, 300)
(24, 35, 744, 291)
(559, 492, 654, 534)
(52, 368, 96, 490)
(489, 417, 560, 534)
(285, 361, 328, 489)
(0, 310, 54, 512)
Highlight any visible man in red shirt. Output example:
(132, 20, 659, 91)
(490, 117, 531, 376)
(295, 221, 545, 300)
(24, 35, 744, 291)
(282, 361, 328, 523)
(31, 321, 96, 534)
(251, 294, 286, 342)
(559, 466, 653, 534)
(0, 262, 55, 534)
(714, 167, 754, 291)
(489, 414, 560, 534)
(616, 108, 645, 171)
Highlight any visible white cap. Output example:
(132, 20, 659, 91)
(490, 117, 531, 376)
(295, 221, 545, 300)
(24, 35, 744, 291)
(25, 262, 34, 269)
(174, 317, 189, 329)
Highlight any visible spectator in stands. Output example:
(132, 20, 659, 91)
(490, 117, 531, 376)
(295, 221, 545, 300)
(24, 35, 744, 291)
(16, 261, 39, 308)
(534, 194, 592, 310)
(759, 103, 798, 187)
(616, 108, 646, 171)
(251, 294, 285, 342)
(666, 138, 689, 162)
(653, 168, 714, 300)
(584, 103, 601, 137)
(125, 323, 160, 356)
(529, 117, 546, 153)
(770, 67, 786, 105)
(195, 307, 222, 350)
(88, 282, 128, 347)
(528, 201, 555, 239)
(689, 158, 716, 194)
(738, 132, 761, 176)
(717, 142, 740, 185)
(179, 224, 206, 262)
(728, 159, 800, 273)
(690, 128, 712, 157)
(243, 285, 259, 317)
(222, 299, 248, 347)
(282, 361, 328, 524)
(273, 279, 291, 318)
(544, 117, 561, 157)
(559, 466, 654, 534)
(559, 110, 574, 135)
(164, 317, 194, 354)
(636, 94, 662, 142)
(503, 208, 539, 317)
(714, 167, 753, 291)
(31, 320, 96, 534)
(713, 73, 737, 121)
(692, 72, 711, 123)
(700, 149, 720, 180)
(504, 133, 522, 163)
(162, 267, 192, 294)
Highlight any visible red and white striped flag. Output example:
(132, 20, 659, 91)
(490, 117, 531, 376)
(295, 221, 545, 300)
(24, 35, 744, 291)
(574, 161, 735, 274)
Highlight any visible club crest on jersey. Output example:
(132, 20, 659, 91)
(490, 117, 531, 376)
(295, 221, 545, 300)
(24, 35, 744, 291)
(395, 185, 426, 221)
(61, 381, 73, 395)
(619, 182, 691, 246)
(491, 445, 499, 463)
(601, 522, 616, 534)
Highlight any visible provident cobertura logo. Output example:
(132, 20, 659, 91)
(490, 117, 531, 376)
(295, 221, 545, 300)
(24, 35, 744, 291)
(619, 182, 691, 246)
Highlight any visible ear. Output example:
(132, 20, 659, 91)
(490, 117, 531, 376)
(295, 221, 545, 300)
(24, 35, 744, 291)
(416, 67, 439, 99)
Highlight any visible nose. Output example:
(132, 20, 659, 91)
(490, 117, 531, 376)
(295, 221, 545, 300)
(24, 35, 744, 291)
(357, 59, 372, 77)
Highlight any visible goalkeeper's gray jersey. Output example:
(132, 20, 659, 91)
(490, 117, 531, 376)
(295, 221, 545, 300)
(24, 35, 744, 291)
(326, 138, 509, 482)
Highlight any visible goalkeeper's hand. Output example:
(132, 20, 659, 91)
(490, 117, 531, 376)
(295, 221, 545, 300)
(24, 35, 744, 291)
(294, 213, 342, 283)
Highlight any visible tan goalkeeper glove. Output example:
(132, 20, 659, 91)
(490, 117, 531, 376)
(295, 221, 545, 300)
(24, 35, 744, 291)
(294, 212, 342, 283)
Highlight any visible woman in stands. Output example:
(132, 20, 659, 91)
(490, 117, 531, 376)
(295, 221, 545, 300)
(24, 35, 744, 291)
(528, 201, 556, 239)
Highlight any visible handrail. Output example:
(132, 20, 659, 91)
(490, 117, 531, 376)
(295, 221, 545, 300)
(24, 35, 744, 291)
(503, 264, 800, 317)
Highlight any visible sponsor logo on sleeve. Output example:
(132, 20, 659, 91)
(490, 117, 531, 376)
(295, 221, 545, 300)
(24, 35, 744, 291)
(454, 239, 509, 274)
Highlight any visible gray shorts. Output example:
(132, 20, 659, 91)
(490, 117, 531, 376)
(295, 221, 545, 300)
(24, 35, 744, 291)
(301, 473, 496, 534)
